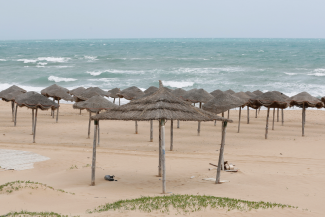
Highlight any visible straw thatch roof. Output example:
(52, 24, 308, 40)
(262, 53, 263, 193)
(245, 91, 256, 98)
(15, 92, 59, 110)
(202, 92, 245, 114)
(73, 95, 118, 113)
(248, 91, 288, 109)
(224, 89, 236, 94)
(108, 88, 120, 99)
(163, 87, 173, 92)
(171, 88, 187, 98)
(252, 90, 263, 95)
(91, 81, 231, 122)
(210, 89, 224, 97)
(144, 86, 158, 95)
(41, 84, 73, 101)
(182, 88, 214, 103)
(74, 87, 110, 101)
(117, 86, 144, 100)
(321, 97, 325, 104)
(69, 87, 86, 96)
(272, 91, 289, 99)
(232, 92, 251, 106)
(289, 92, 323, 108)
(0, 85, 27, 102)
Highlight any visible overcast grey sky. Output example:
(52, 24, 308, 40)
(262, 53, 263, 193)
(1, 0, 324, 40)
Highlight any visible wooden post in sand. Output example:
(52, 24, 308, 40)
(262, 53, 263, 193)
(238, 107, 241, 133)
(197, 102, 202, 136)
(177, 120, 180, 128)
(79, 109, 81, 115)
(277, 108, 279, 122)
(214, 120, 216, 126)
(222, 112, 224, 117)
(113, 98, 115, 104)
(135, 121, 138, 134)
(33, 108, 38, 143)
(97, 112, 100, 146)
(272, 108, 275, 130)
(247, 106, 250, 124)
(282, 109, 284, 126)
(161, 119, 166, 193)
(158, 119, 162, 177)
(150, 120, 153, 142)
(32, 109, 34, 135)
(216, 121, 227, 184)
(14, 103, 18, 127)
(91, 120, 98, 186)
(302, 103, 305, 137)
(52, 99, 55, 118)
(255, 109, 257, 118)
(88, 111, 91, 138)
(170, 119, 173, 151)
(265, 107, 270, 139)
(227, 110, 230, 119)
(56, 100, 60, 123)
(119, 97, 120, 106)
(11, 101, 14, 122)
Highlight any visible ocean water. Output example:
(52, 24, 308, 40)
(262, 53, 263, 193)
(1, 38, 325, 100)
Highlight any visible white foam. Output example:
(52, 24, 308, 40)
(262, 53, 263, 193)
(38, 57, 70, 63)
(17, 59, 38, 63)
(162, 81, 194, 88)
(53, 66, 72, 68)
(284, 72, 298, 75)
(0, 149, 50, 171)
(84, 56, 98, 61)
(48, 76, 77, 82)
(86, 71, 104, 76)
(0, 59, 6, 61)
(37, 62, 47, 66)
(309, 73, 325, 77)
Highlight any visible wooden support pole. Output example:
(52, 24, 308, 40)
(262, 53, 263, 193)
(113, 98, 115, 104)
(198, 102, 202, 136)
(52, 99, 55, 118)
(33, 108, 38, 143)
(272, 108, 275, 130)
(79, 109, 81, 115)
(302, 103, 305, 137)
(97, 113, 100, 146)
(222, 112, 224, 117)
(282, 109, 284, 126)
(170, 119, 173, 151)
(238, 107, 241, 133)
(258, 107, 261, 114)
(150, 120, 153, 142)
(11, 101, 14, 122)
(247, 106, 250, 124)
(32, 109, 34, 135)
(277, 108, 279, 122)
(14, 104, 18, 127)
(158, 120, 162, 177)
(119, 97, 120, 106)
(214, 120, 216, 126)
(216, 121, 227, 184)
(177, 120, 180, 128)
(56, 100, 59, 123)
(91, 120, 98, 186)
(88, 111, 91, 138)
(265, 107, 270, 139)
(135, 121, 138, 134)
(227, 110, 230, 119)
(161, 119, 166, 194)
(255, 109, 257, 118)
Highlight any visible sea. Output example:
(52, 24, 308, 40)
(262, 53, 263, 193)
(1, 38, 325, 105)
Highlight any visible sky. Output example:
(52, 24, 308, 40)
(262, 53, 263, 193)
(0, 0, 324, 40)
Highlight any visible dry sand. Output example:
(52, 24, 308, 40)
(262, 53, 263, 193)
(0, 101, 324, 216)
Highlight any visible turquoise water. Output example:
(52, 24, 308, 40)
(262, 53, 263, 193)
(0, 38, 325, 97)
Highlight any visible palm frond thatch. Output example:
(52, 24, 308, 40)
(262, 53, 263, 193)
(117, 86, 144, 100)
(232, 92, 252, 106)
(202, 92, 245, 114)
(73, 95, 118, 113)
(69, 87, 86, 96)
(224, 89, 235, 94)
(108, 87, 120, 98)
(15, 92, 59, 110)
(248, 91, 288, 109)
(252, 90, 263, 96)
(171, 88, 187, 98)
(74, 87, 110, 101)
(182, 88, 213, 103)
(92, 81, 231, 122)
(245, 91, 256, 98)
(210, 89, 224, 97)
(289, 92, 323, 108)
(0, 85, 27, 101)
(41, 84, 73, 101)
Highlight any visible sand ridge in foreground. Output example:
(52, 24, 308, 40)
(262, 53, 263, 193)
(0, 101, 324, 216)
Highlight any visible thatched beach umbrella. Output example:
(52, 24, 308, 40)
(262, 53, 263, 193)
(210, 89, 224, 97)
(0, 85, 26, 122)
(272, 91, 289, 124)
(253, 90, 263, 96)
(41, 84, 73, 123)
(118, 86, 144, 134)
(249, 92, 288, 139)
(171, 88, 188, 129)
(74, 96, 118, 141)
(288, 92, 323, 136)
(74, 87, 110, 102)
(224, 89, 236, 95)
(15, 92, 59, 143)
(91, 81, 231, 191)
(182, 89, 214, 135)
(69, 87, 86, 114)
(108, 87, 120, 105)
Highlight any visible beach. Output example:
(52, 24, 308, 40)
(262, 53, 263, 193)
(1, 101, 324, 216)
